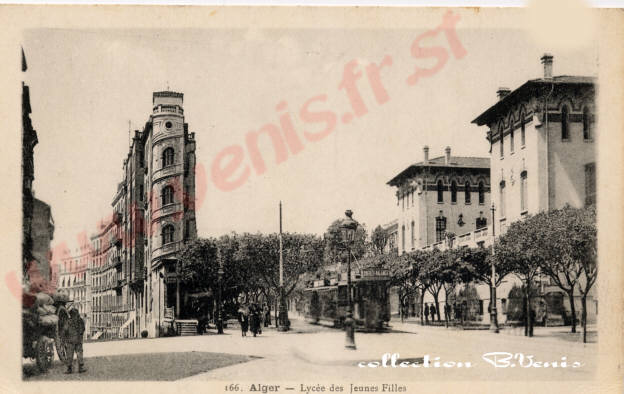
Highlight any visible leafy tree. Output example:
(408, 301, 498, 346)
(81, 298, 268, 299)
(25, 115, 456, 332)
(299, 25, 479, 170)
(406, 250, 432, 325)
(371, 225, 388, 255)
(323, 219, 368, 265)
(421, 248, 445, 322)
(496, 219, 544, 337)
(383, 252, 420, 322)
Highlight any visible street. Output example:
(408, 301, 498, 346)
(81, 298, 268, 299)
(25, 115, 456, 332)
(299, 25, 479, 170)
(24, 315, 597, 382)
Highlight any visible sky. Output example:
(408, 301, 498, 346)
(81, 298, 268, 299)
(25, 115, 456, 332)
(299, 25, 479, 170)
(22, 23, 598, 253)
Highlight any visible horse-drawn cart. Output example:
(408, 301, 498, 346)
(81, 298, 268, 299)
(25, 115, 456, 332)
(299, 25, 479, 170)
(22, 290, 72, 373)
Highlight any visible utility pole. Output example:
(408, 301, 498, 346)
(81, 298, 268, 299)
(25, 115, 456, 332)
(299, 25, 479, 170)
(278, 201, 288, 331)
(490, 203, 499, 333)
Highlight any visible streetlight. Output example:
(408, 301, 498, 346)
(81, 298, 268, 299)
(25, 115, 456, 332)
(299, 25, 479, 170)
(340, 209, 358, 350)
(217, 249, 224, 334)
(490, 203, 499, 333)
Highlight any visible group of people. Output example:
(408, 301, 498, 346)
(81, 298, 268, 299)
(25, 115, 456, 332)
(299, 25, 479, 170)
(237, 303, 271, 337)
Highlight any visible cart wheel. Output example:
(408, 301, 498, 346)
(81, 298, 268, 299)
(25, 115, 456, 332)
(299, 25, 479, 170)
(55, 305, 69, 363)
(36, 336, 54, 373)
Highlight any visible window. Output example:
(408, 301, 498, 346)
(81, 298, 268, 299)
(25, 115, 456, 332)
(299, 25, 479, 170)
(163, 147, 174, 167)
(583, 107, 592, 140)
(478, 181, 485, 205)
(521, 118, 526, 147)
(499, 181, 506, 218)
(411, 221, 415, 249)
(162, 225, 174, 245)
(162, 185, 174, 205)
(450, 181, 457, 203)
(561, 105, 569, 140)
(401, 225, 405, 252)
(139, 184, 144, 201)
(435, 215, 447, 242)
(520, 171, 528, 212)
(464, 181, 471, 204)
(510, 126, 515, 153)
(585, 163, 596, 206)
(476, 216, 487, 230)
(499, 124, 504, 158)
(437, 180, 444, 203)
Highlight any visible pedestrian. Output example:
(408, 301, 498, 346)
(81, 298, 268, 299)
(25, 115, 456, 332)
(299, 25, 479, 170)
(237, 305, 249, 337)
(424, 304, 429, 325)
(249, 304, 261, 337)
(430, 304, 436, 323)
(444, 303, 450, 322)
(263, 303, 270, 327)
(62, 308, 86, 374)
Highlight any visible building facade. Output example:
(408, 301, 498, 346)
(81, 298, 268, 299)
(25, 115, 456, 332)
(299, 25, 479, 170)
(89, 91, 198, 339)
(471, 53, 598, 324)
(57, 246, 91, 338)
(472, 54, 596, 236)
(387, 146, 491, 255)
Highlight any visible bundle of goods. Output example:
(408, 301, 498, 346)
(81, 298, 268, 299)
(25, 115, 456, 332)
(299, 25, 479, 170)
(34, 293, 58, 327)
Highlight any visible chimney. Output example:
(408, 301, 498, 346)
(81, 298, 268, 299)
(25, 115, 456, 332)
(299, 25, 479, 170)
(541, 53, 553, 79)
(445, 146, 451, 165)
(497, 87, 511, 100)
(423, 145, 429, 164)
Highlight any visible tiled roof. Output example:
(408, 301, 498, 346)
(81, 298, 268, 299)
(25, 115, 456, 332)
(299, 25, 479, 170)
(387, 156, 490, 186)
(472, 75, 596, 126)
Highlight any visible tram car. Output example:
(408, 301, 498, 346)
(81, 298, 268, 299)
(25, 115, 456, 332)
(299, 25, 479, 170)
(302, 268, 391, 331)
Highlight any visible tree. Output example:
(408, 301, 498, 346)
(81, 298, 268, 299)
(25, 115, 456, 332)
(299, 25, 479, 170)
(237, 232, 324, 325)
(383, 252, 419, 322)
(575, 205, 597, 343)
(496, 219, 544, 337)
(421, 249, 445, 322)
(323, 219, 367, 265)
(371, 225, 388, 255)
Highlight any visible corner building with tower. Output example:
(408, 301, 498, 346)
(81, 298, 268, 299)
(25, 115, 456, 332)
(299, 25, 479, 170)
(89, 91, 198, 339)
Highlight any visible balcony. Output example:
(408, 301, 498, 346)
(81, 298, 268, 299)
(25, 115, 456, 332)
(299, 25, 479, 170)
(113, 256, 122, 267)
(152, 241, 182, 260)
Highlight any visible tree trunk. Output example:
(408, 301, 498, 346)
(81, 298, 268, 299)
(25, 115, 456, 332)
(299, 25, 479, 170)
(419, 290, 425, 326)
(526, 280, 533, 337)
(433, 295, 441, 322)
(581, 294, 588, 343)
(567, 290, 577, 333)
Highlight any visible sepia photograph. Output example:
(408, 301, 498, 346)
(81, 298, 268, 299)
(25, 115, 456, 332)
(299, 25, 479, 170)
(3, 3, 623, 393)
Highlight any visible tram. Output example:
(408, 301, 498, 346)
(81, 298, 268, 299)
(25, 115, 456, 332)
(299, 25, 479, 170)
(302, 268, 391, 331)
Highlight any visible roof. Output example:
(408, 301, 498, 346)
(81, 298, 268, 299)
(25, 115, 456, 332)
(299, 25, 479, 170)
(387, 156, 490, 186)
(472, 75, 596, 126)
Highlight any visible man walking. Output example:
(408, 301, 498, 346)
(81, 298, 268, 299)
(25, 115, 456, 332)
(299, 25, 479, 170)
(63, 308, 86, 374)
(424, 304, 429, 325)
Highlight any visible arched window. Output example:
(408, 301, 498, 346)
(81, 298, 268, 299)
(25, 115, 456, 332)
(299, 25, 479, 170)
(561, 105, 570, 140)
(437, 180, 444, 203)
(499, 122, 504, 158)
(162, 225, 175, 245)
(478, 181, 485, 205)
(510, 124, 515, 153)
(520, 171, 528, 212)
(499, 181, 506, 218)
(162, 185, 174, 205)
(435, 213, 447, 243)
(583, 107, 591, 140)
(450, 181, 457, 203)
(520, 113, 526, 147)
(163, 147, 174, 167)
(465, 181, 471, 204)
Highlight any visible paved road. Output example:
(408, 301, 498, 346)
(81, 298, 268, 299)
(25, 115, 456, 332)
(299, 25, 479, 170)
(27, 317, 597, 382)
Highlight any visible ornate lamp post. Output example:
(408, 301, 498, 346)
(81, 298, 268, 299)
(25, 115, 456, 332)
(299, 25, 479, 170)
(340, 209, 358, 350)
(490, 202, 499, 333)
(217, 249, 224, 334)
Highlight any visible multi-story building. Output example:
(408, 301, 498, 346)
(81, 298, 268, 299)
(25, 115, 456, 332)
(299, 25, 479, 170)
(471, 53, 597, 323)
(382, 220, 398, 254)
(57, 246, 91, 338)
(89, 91, 198, 339)
(472, 54, 596, 235)
(22, 48, 55, 288)
(387, 146, 491, 255)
